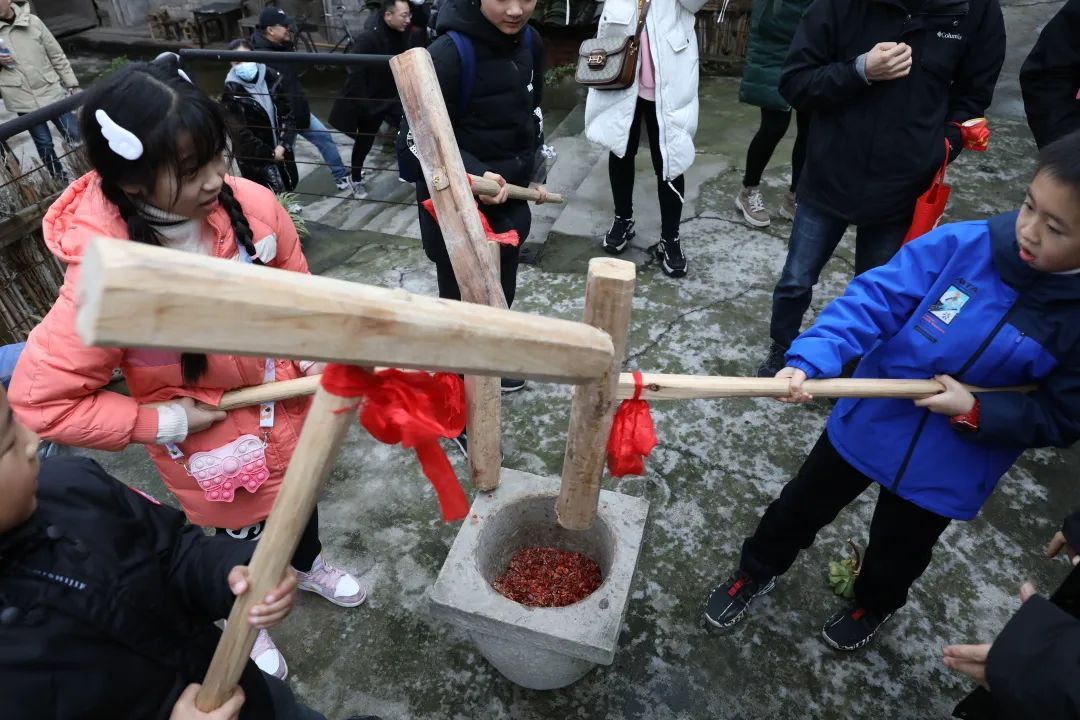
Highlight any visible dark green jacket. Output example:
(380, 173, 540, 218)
(739, 0, 814, 110)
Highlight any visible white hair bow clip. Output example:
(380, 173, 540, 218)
(95, 109, 144, 161)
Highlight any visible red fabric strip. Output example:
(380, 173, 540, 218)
(606, 370, 657, 478)
(320, 364, 469, 521)
(421, 196, 520, 247)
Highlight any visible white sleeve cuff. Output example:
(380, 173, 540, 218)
(155, 403, 189, 445)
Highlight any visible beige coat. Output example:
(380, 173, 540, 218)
(0, 2, 78, 114)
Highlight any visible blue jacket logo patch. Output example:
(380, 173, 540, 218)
(929, 285, 971, 324)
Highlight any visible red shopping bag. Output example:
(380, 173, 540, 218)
(903, 139, 952, 245)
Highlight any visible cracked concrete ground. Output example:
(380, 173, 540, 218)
(61, 1, 1080, 717)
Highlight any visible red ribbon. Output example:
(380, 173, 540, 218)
(421, 176, 520, 247)
(606, 371, 657, 478)
(320, 364, 469, 522)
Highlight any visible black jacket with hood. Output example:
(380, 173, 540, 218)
(1019, 0, 1080, 149)
(780, 0, 1005, 226)
(418, 0, 544, 187)
(0, 457, 275, 720)
(250, 30, 312, 130)
(222, 64, 300, 191)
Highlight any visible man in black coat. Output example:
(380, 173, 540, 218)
(1020, 0, 1080, 149)
(330, 0, 412, 196)
(252, 6, 354, 192)
(756, 0, 1006, 377)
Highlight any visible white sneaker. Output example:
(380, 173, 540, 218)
(251, 628, 288, 680)
(295, 554, 367, 607)
(334, 177, 354, 194)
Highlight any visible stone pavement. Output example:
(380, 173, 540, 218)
(68, 2, 1080, 718)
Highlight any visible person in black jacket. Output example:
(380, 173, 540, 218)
(755, 0, 1006, 378)
(944, 512, 1080, 719)
(222, 39, 299, 193)
(405, 0, 548, 378)
(330, 0, 412, 196)
(1020, 0, 1080, 149)
(252, 6, 354, 193)
(0, 387, 315, 719)
(365, 0, 431, 48)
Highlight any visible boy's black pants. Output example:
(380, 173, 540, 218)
(740, 431, 952, 614)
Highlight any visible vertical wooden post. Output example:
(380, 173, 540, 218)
(556, 258, 636, 531)
(465, 241, 503, 490)
(196, 384, 361, 711)
(391, 49, 507, 491)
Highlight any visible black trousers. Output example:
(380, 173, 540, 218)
(740, 431, 952, 613)
(418, 184, 530, 307)
(343, 113, 386, 182)
(742, 107, 811, 190)
(216, 507, 322, 572)
(608, 97, 685, 241)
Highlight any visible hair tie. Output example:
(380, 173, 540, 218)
(95, 109, 144, 161)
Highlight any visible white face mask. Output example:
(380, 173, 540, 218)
(234, 62, 259, 82)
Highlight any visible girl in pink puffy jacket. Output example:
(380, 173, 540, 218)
(9, 62, 365, 681)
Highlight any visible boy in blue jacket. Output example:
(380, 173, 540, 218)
(705, 130, 1080, 651)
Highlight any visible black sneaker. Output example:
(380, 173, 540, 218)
(654, 236, 687, 278)
(451, 429, 467, 457)
(821, 603, 894, 651)
(703, 570, 776, 629)
(500, 377, 526, 393)
(603, 216, 635, 255)
(756, 341, 789, 378)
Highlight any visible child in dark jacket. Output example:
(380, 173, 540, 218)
(705, 130, 1080, 651)
(0, 382, 311, 720)
(408, 0, 549, 310)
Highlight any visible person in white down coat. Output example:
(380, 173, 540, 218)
(585, 0, 706, 278)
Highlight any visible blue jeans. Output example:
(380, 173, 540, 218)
(769, 201, 909, 347)
(298, 113, 348, 182)
(20, 111, 80, 179)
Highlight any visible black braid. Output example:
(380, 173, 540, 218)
(218, 182, 263, 266)
(100, 177, 209, 384)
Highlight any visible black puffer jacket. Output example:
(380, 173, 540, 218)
(250, 31, 312, 130)
(423, 0, 544, 186)
(780, 0, 1005, 225)
(0, 457, 274, 720)
(329, 18, 408, 130)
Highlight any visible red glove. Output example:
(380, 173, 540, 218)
(952, 118, 990, 152)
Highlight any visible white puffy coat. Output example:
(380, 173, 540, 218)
(584, 0, 706, 180)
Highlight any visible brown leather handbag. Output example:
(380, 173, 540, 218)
(575, 0, 652, 90)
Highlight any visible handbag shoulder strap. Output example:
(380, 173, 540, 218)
(634, 0, 652, 43)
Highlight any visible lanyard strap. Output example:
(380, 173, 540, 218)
(165, 358, 276, 461)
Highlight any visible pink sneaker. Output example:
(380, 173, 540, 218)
(251, 628, 288, 680)
(295, 554, 366, 607)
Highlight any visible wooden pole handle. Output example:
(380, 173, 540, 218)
(195, 384, 360, 711)
(216, 375, 322, 410)
(467, 173, 565, 204)
(615, 373, 1036, 400)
